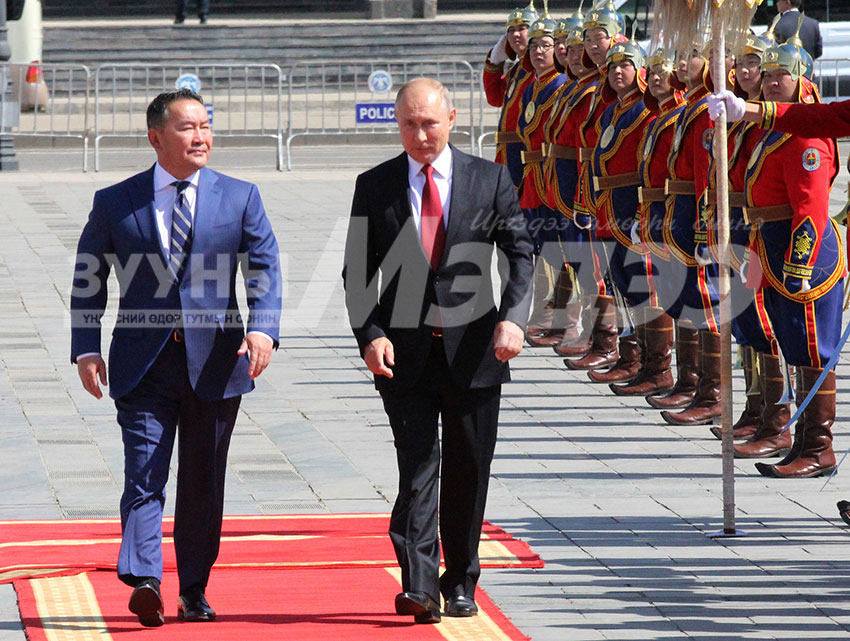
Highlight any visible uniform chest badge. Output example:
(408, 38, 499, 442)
(747, 140, 764, 170)
(794, 230, 813, 260)
(672, 127, 683, 154)
(600, 125, 615, 149)
(701, 128, 714, 150)
(525, 101, 536, 123)
(802, 147, 821, 172)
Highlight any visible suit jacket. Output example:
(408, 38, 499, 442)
(70, 165, 282, 401)
(343, 145, 534, 391)
(775, 10, 822, 60)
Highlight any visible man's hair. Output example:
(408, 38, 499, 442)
(146, 89, 205, 130)
(395, 78, 454, 116)
(789, 0, 803, 7)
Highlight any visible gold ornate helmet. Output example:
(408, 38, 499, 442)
(606, 38, 646, 70)
(646, 47, 675, 73)
(743, 33, 772, 59)
(528, 0, 557, 42)
(507, 1, 539, 30)
(582, 0, 625, 39)
(554, 0, 584, 39)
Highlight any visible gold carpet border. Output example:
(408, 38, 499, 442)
(30, 573, 112, 641)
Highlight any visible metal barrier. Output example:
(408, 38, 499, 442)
(813, 57, 850, 102)
(1, 63, 92, 171)
(285, 59, 477, 170)
(94, 63, 284, 171)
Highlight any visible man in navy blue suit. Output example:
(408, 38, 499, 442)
(70, 89, 281, 627)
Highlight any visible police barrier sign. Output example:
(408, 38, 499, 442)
(356, 103, 396, 124)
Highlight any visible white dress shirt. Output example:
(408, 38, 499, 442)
(407, 145, 453, 236)
(153, 162, 199, 257)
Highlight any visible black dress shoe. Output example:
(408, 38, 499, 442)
(173, 16, 185, 24)
(177, 587, 216, 622)
(394, 591, 441, 623)
(445, 594, 478, 617)
(128, 577, 164, 627)
(838, 500, 850, 527)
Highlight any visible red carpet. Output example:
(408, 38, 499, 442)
(0, 513, 542, 582)
(17, 567, 529, 640)
(4, 515, 539, 640)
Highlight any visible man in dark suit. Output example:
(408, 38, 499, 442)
(71, 89, 281, 627)
(343, 77, 533, 624)
(774, 0, 822, 59)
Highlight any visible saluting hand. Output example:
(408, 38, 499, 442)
(493, 320, 524, 362)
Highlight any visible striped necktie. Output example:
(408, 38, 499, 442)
(170, 180, 193, 277)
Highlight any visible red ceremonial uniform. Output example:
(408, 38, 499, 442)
(761, 99, 850, 139)
(574, 73, 617, 222)
(636, 92, 685, 260)
(517, 68, 566, 209)
(544, 70, 599, 216)
(483, 51, 535, 168)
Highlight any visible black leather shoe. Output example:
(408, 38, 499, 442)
(445, 594, 478, 617)
(177, 587, 216, 622)
(128, 577, 164, 627)
(394, 591, 441, 623)
(173, 16, 185, 24)
(838, 500, 850, 527)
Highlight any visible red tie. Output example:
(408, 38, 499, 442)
(420, 164, 446, 270)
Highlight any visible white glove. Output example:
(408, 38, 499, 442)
(630, 220, 641, 245)
(694, 243, 712, 266)
(489, 33, 509, 65)
(707, 90, 747, 123)
(738, 260, 749, 284)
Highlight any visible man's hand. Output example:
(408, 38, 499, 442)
(493, 320, 524, 362)
(489, 33, 509, 65)
(238, 333, 274, 379)
(783, 274, 812, 294)
(707, 90, 746, 122)
(77, 355, 107, 399)
(364, 337, 395, 378)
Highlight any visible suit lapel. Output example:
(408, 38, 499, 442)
(126, 166, 165, 265)
(440, 145, 471, 269)
(191, 167, 223, 256)
(389, 152, 414, 229)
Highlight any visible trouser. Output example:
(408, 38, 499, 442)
(176, 0, 210, 18)
(380, 339, 501, 603)
(115, 335, 240, 594)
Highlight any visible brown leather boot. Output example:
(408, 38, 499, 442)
(588, 332, 641, 383)
(526, 257, 554, 339)
(552, 300, 587, 355)
(661, 330, 722, 425)
(610, 308, 674, 396)
(709, 346, 762, 441)
(758, 367, 836, 478)
(528, 267, 572, 347)
(646, 323, 699, 409)
(734, 353, 792, 458)
(564, 295, 619, 370)
(756, 371, 804, 475)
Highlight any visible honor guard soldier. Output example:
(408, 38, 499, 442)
(563, 1, 627, 373)
(528, 11, 587, 350)
(544, 20, 601, 358)
(483, 1, 538, 189)
(741, 38, 843, 479)
(516, 5, 567, 344)
(585, 36, 658, 387)
(648, 42, 723, 426)
(610, 48, 683, 398)
(701, 33, 792, 458)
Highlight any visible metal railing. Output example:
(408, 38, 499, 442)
(813, 57, 850, 102)
(94, 63, 285, 171)
(285, 59, 478, 170)
(1, 63, 92, 171)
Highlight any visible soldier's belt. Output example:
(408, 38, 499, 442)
(638, 187, 666, 203)
(593, 172, 641, 191)
(495, 132, 522, 144)
(705, 189, 746, 208)
(743, 203, 794, 225)
(546, 143, 578, 160)
(664, 179, 696, 196)
(521, 149, 545, 164)
(579, 147, 594, 163)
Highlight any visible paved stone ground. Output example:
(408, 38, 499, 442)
(2, 144, 850, 640)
